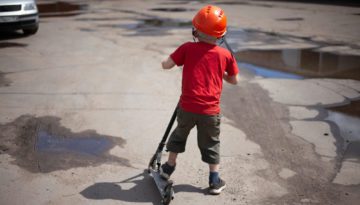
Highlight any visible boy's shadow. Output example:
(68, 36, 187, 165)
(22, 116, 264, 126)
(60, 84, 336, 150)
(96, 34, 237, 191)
(80, 170, 207, 204)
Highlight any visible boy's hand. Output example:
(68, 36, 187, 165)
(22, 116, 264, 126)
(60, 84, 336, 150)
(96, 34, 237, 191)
(162, 57, 176, 69)
(223, 72, 239, 85)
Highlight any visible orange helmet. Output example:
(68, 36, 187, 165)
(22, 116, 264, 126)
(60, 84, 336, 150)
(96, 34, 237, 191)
(192, 5, 227, 38)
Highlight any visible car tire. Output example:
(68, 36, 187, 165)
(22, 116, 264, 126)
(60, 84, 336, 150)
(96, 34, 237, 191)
(23, 25, 39, 35)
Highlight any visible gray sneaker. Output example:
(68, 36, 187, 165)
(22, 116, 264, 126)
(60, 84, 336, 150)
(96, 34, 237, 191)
(209, 178, 226, 195)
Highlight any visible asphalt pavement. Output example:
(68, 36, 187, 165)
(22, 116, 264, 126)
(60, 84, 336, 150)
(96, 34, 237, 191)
(0, 0, 359, 204)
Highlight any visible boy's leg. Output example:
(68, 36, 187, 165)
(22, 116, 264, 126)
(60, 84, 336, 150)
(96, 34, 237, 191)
(209, 163, 219, 172)
(196, 114, 226, 194)
(160, 152, 178, 180)
(209, 163, 220, 184)
(166, 108, 195, 154)
(196, 113, 221, 165)
(209, 163, 226, 195)
(167, 152, 178, 166)
(161, 108, 195, 180)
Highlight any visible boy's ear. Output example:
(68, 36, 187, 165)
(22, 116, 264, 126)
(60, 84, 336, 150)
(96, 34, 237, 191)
(192, 28, 199, 38)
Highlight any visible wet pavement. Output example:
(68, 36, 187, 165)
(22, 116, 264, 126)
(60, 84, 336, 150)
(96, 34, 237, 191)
(0, 115, 129, 173)
(0, 72, 11, 87)
(225, 27, 360, 79)
(150, 7, 195, 12)
(0, 0, 360, 205)
(327, 101, 360, 150)
(234, 48, 360, 80)
(97, 18, 192, 36)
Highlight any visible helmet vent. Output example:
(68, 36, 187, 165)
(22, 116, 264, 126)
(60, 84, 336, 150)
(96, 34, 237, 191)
(218, 10, 224, 18)
(206, 5, 211, 13)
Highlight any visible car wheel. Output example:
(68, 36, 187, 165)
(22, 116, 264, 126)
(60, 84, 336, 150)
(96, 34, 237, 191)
(23, 25, 39, 35)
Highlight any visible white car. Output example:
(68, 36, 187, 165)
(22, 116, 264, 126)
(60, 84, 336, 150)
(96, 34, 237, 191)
(0, 0, 39, 35)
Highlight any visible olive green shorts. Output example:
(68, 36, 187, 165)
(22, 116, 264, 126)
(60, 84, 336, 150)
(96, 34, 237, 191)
(166, 107, 221, 164)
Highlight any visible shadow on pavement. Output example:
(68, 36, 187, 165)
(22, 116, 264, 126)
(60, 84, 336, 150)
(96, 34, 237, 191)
(80, 170, 209, 204)
(0, 42, 28, 48)
(173, 184, 207, 195)
(80, 170, 160, 204)
(0, 31, 27, 41)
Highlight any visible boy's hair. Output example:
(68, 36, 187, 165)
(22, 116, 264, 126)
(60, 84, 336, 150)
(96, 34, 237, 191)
(192, 28, 218, 42)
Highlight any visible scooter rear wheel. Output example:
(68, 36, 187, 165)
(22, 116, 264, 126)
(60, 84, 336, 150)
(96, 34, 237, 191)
(162, 182, 174, 205)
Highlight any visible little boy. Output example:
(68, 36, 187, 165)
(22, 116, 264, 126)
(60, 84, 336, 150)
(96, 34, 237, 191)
(160, 5, 239, 195)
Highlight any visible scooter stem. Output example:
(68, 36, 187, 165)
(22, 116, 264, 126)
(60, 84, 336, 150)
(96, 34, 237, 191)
(156, 105, 178, 153)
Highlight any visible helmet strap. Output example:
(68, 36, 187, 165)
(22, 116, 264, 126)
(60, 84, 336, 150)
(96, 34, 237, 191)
(192, 28, 199, 42)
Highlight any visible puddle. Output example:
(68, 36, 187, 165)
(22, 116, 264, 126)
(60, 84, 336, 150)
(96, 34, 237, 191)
(36, 131, 112, 156)
(37, 1, 88, 18)
(326, 110, 360, 147)
(77, 8, 191, 36)
(215, 1, 274, 8)
(0, 72, 12, 87)
(225, 28, 319, 52)
(0, 42, 27, 48)
(234, 48, 360, 80)
(265, 0, 360, 7)
(225, 28, 360, 79)
(76, 17, 123, 22)
(276, 17, 304, 21)
(141, 18, 192, 27)
(238, 62, 303, 79)
(160, 1, 195, 5)
(329, 100, 360, 117)
(0, 115, 129, 173)
(88, 8, 154, 19)
(80, 28, 97, 32)
(109, 9, 144, 15)
(343, 141, 360, 162)
(325, 101, 360, 152)
(150, 8, 195, 12)
(98, 18, 192, 36)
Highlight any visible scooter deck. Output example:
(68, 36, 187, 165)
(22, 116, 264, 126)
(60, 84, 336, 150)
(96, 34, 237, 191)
(149, 168, 174, 197)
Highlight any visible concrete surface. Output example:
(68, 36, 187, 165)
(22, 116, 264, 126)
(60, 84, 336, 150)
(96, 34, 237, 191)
(255, 78, 348, 106)
(288, 106, 319, 119)
(1, 0, 360, 205)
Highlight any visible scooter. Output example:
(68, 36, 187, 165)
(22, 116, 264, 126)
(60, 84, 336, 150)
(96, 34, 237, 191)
(148, 105, 178, 205)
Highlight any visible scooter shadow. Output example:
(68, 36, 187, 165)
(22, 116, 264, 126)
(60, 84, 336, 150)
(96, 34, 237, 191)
(80, 170, 161, 204)
(80, 169, 210, 204)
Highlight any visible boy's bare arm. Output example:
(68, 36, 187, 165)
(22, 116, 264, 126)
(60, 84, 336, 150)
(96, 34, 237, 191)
(162, 57, 176, 69)
(223, 72, 239, 85)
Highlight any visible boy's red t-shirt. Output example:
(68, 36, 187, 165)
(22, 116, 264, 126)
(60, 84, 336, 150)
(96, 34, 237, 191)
(170, 41, 239, 115)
